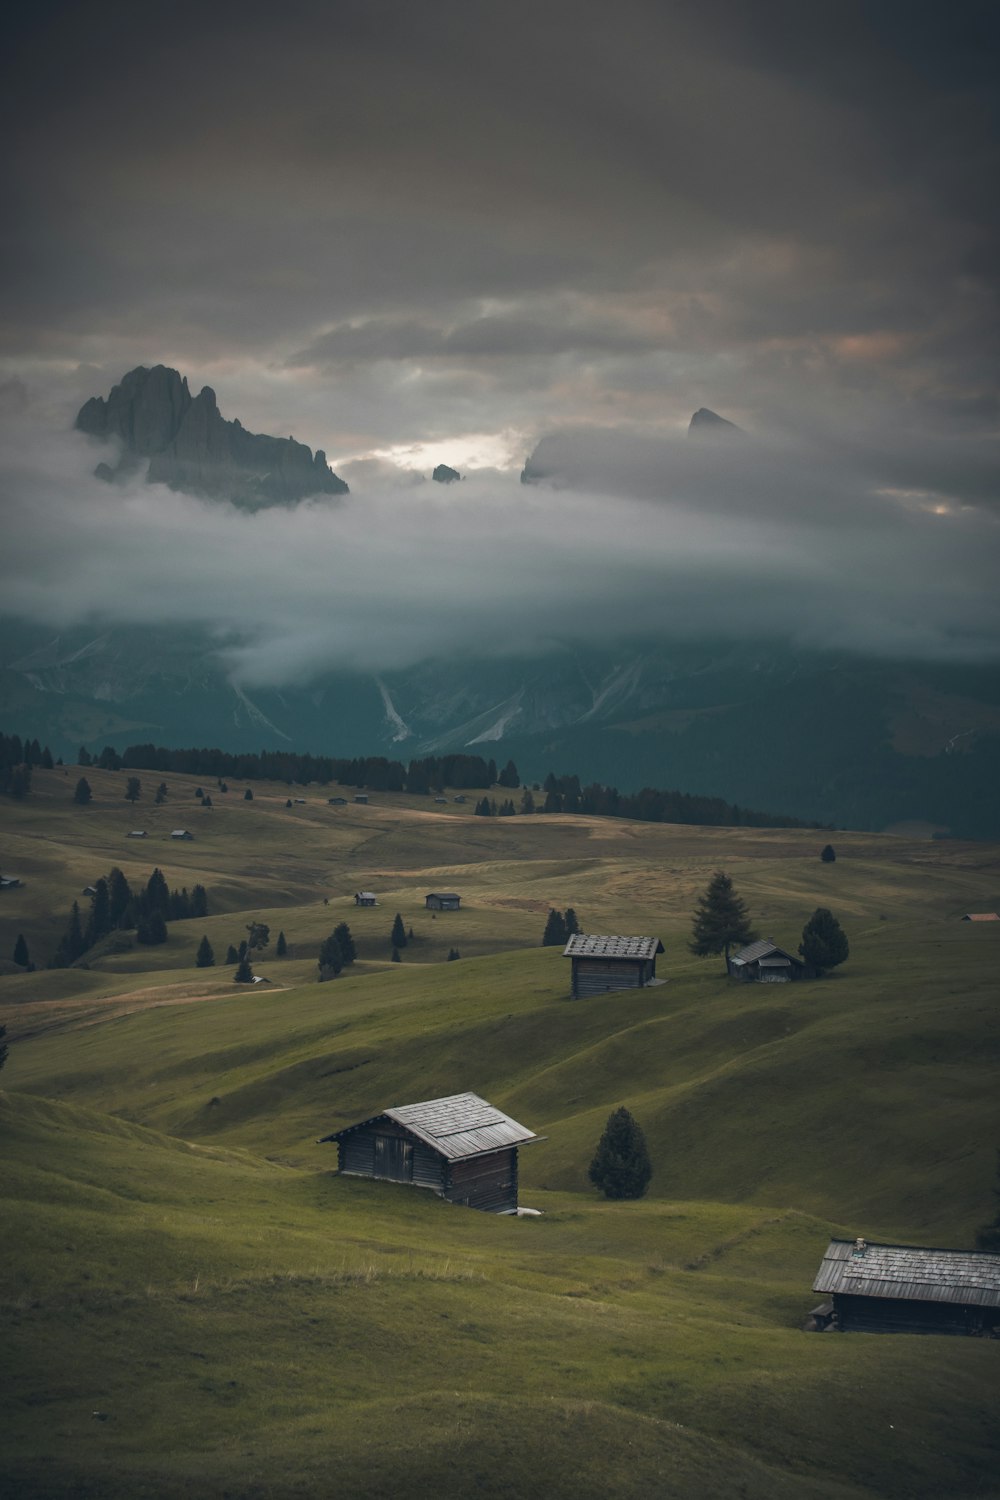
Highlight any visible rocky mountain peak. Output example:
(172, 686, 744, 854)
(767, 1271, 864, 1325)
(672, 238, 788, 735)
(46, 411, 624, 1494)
(76, 364, 348, 508)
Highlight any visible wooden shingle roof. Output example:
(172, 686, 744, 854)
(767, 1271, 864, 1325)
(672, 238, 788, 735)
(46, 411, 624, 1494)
(729, 938, 802, 966)
(563, 934, 663, 960)
(324, 1092, 537, 1161)
(813, 1238, 1000, 1309)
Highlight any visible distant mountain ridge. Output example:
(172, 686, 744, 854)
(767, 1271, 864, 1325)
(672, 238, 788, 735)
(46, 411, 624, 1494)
(76, 364, 348, 509)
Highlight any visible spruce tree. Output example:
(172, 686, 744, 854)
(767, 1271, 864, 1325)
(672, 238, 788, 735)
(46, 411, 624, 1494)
(235, 954, 254, 983)
(196, 935, 215, 968)
(564, 907, 580, 936)
(689, 871, 756, 959)
(318, 934, 343, 979)
(12, 933, 29, 967)
(276, 930, 287, 957)
(225, 945, 239, 964)
(154, 782, 168, 805)
(108, 868, 132, 927)
(799, 908, 849, 973)
(244, 787, 254, 801)
(391, 913, 407, 949)
(73, 776, 92, 805)
(542, 908, 568, 946)
(820, 844, 837, 863)
(190, 884, 208, 918)
(588, 1107, 652, 1200)
(146, 869, 170, 918)
(85, 878, 112, 947)
(54, 901, 86, 966)
(333, 922, 356, 964)
(391, 946, 402, 962)
(125, 776, 142, 803)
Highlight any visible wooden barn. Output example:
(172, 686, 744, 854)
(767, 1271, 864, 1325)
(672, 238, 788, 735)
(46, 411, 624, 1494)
(354, 891, 377, 907)
(425, 891, 461, 911)
(322, 1092, 538, 1213)
(563, 933, 664, 998)
(811, 1237, 1000, 1336)
(727, 938, 807, 983)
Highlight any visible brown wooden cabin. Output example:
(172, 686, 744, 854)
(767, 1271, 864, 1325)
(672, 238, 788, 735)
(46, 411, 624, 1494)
(425, 891, 461, 911)
(563, 933, 664, 999)
(727, 938, 807, 983)
(354, 891, 377, 906)
(811, 1237, 1000, 1336)
(322, 1092, 538, 1213)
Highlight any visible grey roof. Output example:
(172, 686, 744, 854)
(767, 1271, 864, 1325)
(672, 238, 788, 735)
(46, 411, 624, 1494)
(563, 934, 663, 960)
(962, 912, 1000, 921)
(730, 938, 802, 966)
(325, 1091, 537, 1160)
(813, 1239, 1000, 1309)
(426, 891, 460, 900)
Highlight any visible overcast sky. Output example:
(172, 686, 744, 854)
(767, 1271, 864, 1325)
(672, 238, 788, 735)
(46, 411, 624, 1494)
(1, 0, 998, 671)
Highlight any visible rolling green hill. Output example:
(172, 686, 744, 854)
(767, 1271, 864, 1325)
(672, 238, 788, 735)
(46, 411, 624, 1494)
(2, 767, 999, 1497)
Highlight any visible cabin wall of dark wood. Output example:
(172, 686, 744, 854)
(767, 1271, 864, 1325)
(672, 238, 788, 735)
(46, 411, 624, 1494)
(571, 957, 650, 998)
(834, 1293, 990, 1336)
(444, 1147, 518, 1213)
(338, 1123, 446, 1193)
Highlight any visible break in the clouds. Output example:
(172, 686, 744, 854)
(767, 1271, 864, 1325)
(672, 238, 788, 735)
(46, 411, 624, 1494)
(0, 0, 997, 673)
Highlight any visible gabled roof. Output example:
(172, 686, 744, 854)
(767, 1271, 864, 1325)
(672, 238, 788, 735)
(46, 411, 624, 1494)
(563, 934, 663, 960)
(813, 1238, 1000, 1308)
(323, 1091, 537, 1160)
(729, 938, 802, 966)
(426, 891, 460, 900)
(962, 912, 999, 922)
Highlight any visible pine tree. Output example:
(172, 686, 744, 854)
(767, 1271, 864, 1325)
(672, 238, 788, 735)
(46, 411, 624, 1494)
(520, 787, 536, 814)
(689, 871, 756, 959)
(391, 913, 407, 949)
(137, 911, 168, 945)
(820, 844, 837, 863)
(588, 1107, 652, 1200)
(333, 922, 356, 964)
(276, 931, 287, 957)
(125, 776, 142, 803)
(564, 907, 580, 936)
(154, 782, 168, 804)
(318, 934, 343, 979)
(107, 868, 132, 927)
(78, 746, 93, 766)
(246, 921, 270, 955)
(799, 908, 849, 973)
(85, 878, 112, 947)
(447, 948, 461, 961)
(12, 933, 29, 967)
(234, 954, 254, 983)
(542, 908, 568, 946)
(498, 758, 520, 788)
(195, 935, 215, 968)
(73, 776, 92, 805)
(225, 945, 239, 964)
(190, 884, 208, 918)
(146, 868, 170, 918)
(391, 946, 402, 962)
(52, 901, 86, 967)
(244, 787, 254, 800)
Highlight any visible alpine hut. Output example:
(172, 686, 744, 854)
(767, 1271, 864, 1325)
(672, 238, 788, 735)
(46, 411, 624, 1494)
(425, 891, 461, 911)
(810, 1237, 1000, 1336)
(354, 891, 377, 907)
(563, 933, 664, 998)
(322, 1092, 538, 1213)
(727, 938, 806, 983)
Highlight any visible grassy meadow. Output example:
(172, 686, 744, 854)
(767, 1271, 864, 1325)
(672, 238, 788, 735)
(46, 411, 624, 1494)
(2, 765, 999, 1498)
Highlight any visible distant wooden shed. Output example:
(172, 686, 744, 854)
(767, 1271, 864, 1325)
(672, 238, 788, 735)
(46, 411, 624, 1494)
(563, 933, 664, 998)
(812, 1237, 1000, 1336)
(328, 796, 348, 805)
(961, 912, 999, 922)
(127, 830, 147, 839)
(354, 891, 377, 906)
(322, 1092, 538, 1213)
(727, 938, 806, 983)
(426, 891, 461, 911)
(354, 794, 369, 804)
(170, 829, 193, 840)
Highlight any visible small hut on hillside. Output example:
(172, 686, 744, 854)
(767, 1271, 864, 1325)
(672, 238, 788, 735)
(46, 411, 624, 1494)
(810, 1237, 1000, 1336)
(727, 938, 806, 983)
(354, 891, 377, 906)
(322, 1092, 538, 1213)
(170, 828, 193, 840)
(425, 891, 461, 911)
(961, 912, 999, 922)
(563, 934, 664, 998)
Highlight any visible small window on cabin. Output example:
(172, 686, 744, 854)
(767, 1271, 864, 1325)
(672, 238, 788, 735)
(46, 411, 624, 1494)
(373, 1134, 413, 1182)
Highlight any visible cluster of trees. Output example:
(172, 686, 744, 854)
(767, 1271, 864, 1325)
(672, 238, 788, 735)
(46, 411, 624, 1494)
(689, 871, 849, 974)
(542, 908, 580, 946)
(1, 732, 56, 798)
(535, 772, 818, 830)
(474, 797, 518, 817)
(49, 868, 208, 965)
(318, 921, 357, 979)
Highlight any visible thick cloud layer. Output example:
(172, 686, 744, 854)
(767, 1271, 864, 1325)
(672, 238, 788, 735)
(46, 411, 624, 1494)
(2, 400, 997, 679)
(0, 2, 997, 674)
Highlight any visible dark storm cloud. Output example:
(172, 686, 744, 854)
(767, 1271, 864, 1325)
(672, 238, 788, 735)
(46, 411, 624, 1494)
(0, 1, 997, 672)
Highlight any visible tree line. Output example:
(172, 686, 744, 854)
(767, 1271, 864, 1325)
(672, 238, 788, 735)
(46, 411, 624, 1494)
(48, 868, 209, 966)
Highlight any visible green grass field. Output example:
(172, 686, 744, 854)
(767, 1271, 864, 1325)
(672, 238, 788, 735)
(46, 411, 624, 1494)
(2, 766, 999, 1497)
